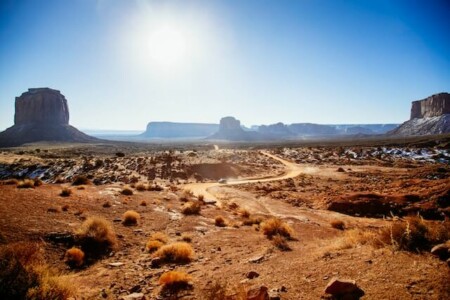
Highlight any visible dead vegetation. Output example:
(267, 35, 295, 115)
(64, 247, 85, 268)
(261, 218, 294, 240)
(181, 201, 202, 215)
(122, 210, 140, 226)
(153, 242, 194, 264)
(74, 216, 117, 258)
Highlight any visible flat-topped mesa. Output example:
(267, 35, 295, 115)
(14, 88, 69, 125)
(410, 93, 450, 119)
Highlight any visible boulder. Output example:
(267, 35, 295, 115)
(324, 278, 365, 299)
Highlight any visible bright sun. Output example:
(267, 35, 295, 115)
(147, 25, 187, 68)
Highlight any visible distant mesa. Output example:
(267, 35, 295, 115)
(390, 93, 450, 136)
(208, 116, 259, 141)
(0, 88, 96, 147)
(141, 121, 218, 138)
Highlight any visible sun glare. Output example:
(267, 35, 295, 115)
(147, 25, 187, 68)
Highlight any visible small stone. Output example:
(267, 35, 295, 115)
(431, 243, 450, 261)
(108, 262, 124, 267)
(151, 257, 162, 268)
(324, 278, 364, 299)
(121, 293, 145, 300)
(246, 271, 260, 279)
(248, 255, 264, 263)
(268, 289, 281, 300)
(129, 285, 141, 293)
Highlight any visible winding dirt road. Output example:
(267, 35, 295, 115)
(183, 151, 304, 206)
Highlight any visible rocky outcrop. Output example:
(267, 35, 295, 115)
(15, 88, 70, 125)
(0, 88, 96, 147)
(411, 93, 450, 119)
(258, 122, 293, 137)
(141, 122, 218, 138)
(208, 116, 259, 141)
(390, 93, 450, 136)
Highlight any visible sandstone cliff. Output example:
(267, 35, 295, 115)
(0, 88, 96, 147)
(390, 93, 450, 136)
(208, 116, 260, 141)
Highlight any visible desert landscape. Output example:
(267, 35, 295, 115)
(1, 1, 449, 299)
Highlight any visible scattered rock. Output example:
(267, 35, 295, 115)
(430, 242, 450, 260)
(268, 288, 281, 300)
(129, 285, 141, 293)
(151, 257, 162, 268)
(246, 271, 260, 279)
(247, 286, 269, 300)
(248, 255, 265, 263)
(108, 262, 124, 267)
(324, 278, 365, 299)
(120, 293, 145, 300)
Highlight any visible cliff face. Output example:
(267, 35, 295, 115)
(390, 93, 450, 136)
(0, 88, 96, 147)
(208, 116, 259, 141)
(142, 122, 218, 138)
(14, 88, 70, 125)
(410, 93, 450, 119)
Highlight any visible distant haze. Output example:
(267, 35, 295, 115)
(1, 0, 449, 131)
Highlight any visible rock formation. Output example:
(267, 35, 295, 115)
(390, 93, 450, 136)
(141, 122, 219, 138)
(208, 116, 258, 141)
(0, 88, 96, 147)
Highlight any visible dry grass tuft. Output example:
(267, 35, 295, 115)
(153, 242, 194, 264)
(158, 270, 192, 294)
(102, 201, 111, 208)
(121, 186, 133, 196)
(261, 218, 294, 239)
(379, 216, 450, 252)
(122, 210, 140, 226)
(330, 219, 346, 230)
(140, 200, 147, 206)
(135, 183, 147, 191)
(75, 216, 117, 257)
(59, 187, 72, 197)
(239, 208, 250, 218)
(272, 234, 291, 251)
(72, 175, 90, 186)
(146, 240, 164, 253)
(243, 216, 264, 226)
(150, 232, 169, 244)
(61, 205, 69, 212)
(214, 215, 227, 227)
(17, 179, 35, 189)
(181, 201, 202, 215)
(0, 242, 73, 299)
(197, 194, 204, 202)
(180, 190, 193, 202)
(325, 228, 380, 251)
(33, 178, 43, 187)
(3, 178, 19, 185)
(64, 247, 85, 268)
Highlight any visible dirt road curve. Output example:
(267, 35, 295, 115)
(183, 151, 303, 206)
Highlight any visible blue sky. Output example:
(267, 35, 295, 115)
(0, 0, 449, 130)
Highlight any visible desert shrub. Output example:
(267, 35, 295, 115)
(150, 232, 169, 244)
(330, 220, 345, 230)
(72, 175, 90, 186)
(0, 242, 73, 300)
(272, 234, 291, 251)
(61, 205, 69, 212)
(379, 216, 450, 252)
(214, 216, 227, 227)
(243, 216, 264, 226)
(135, 183, 147, 191)
(121, 186, 133, 196)
(239, 209, 250, 218)
(261, 218, 294, 239)
(140, 200, 147, 206)
(17, 179, 35, 189)
(55, 176, 65, 184)
(33, 178, 43, 187)
(59, 187, 72, 197)
(159, 271, 192, 294)
(153, 242, 194, 263)
(181, 201, 201, 215)
(329, 229, 380, 251)
(122, 210, 140, 226)
(180, 190, 193, 202)
(64, 247, 84, 268)
(197, 194, 204, 202)
(3, 178, 19, 185)
(102, 201, 111, 208)
(115, 152, 125, 157)
(75, 216, 117, 257)
(146, 240, 164, 253)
